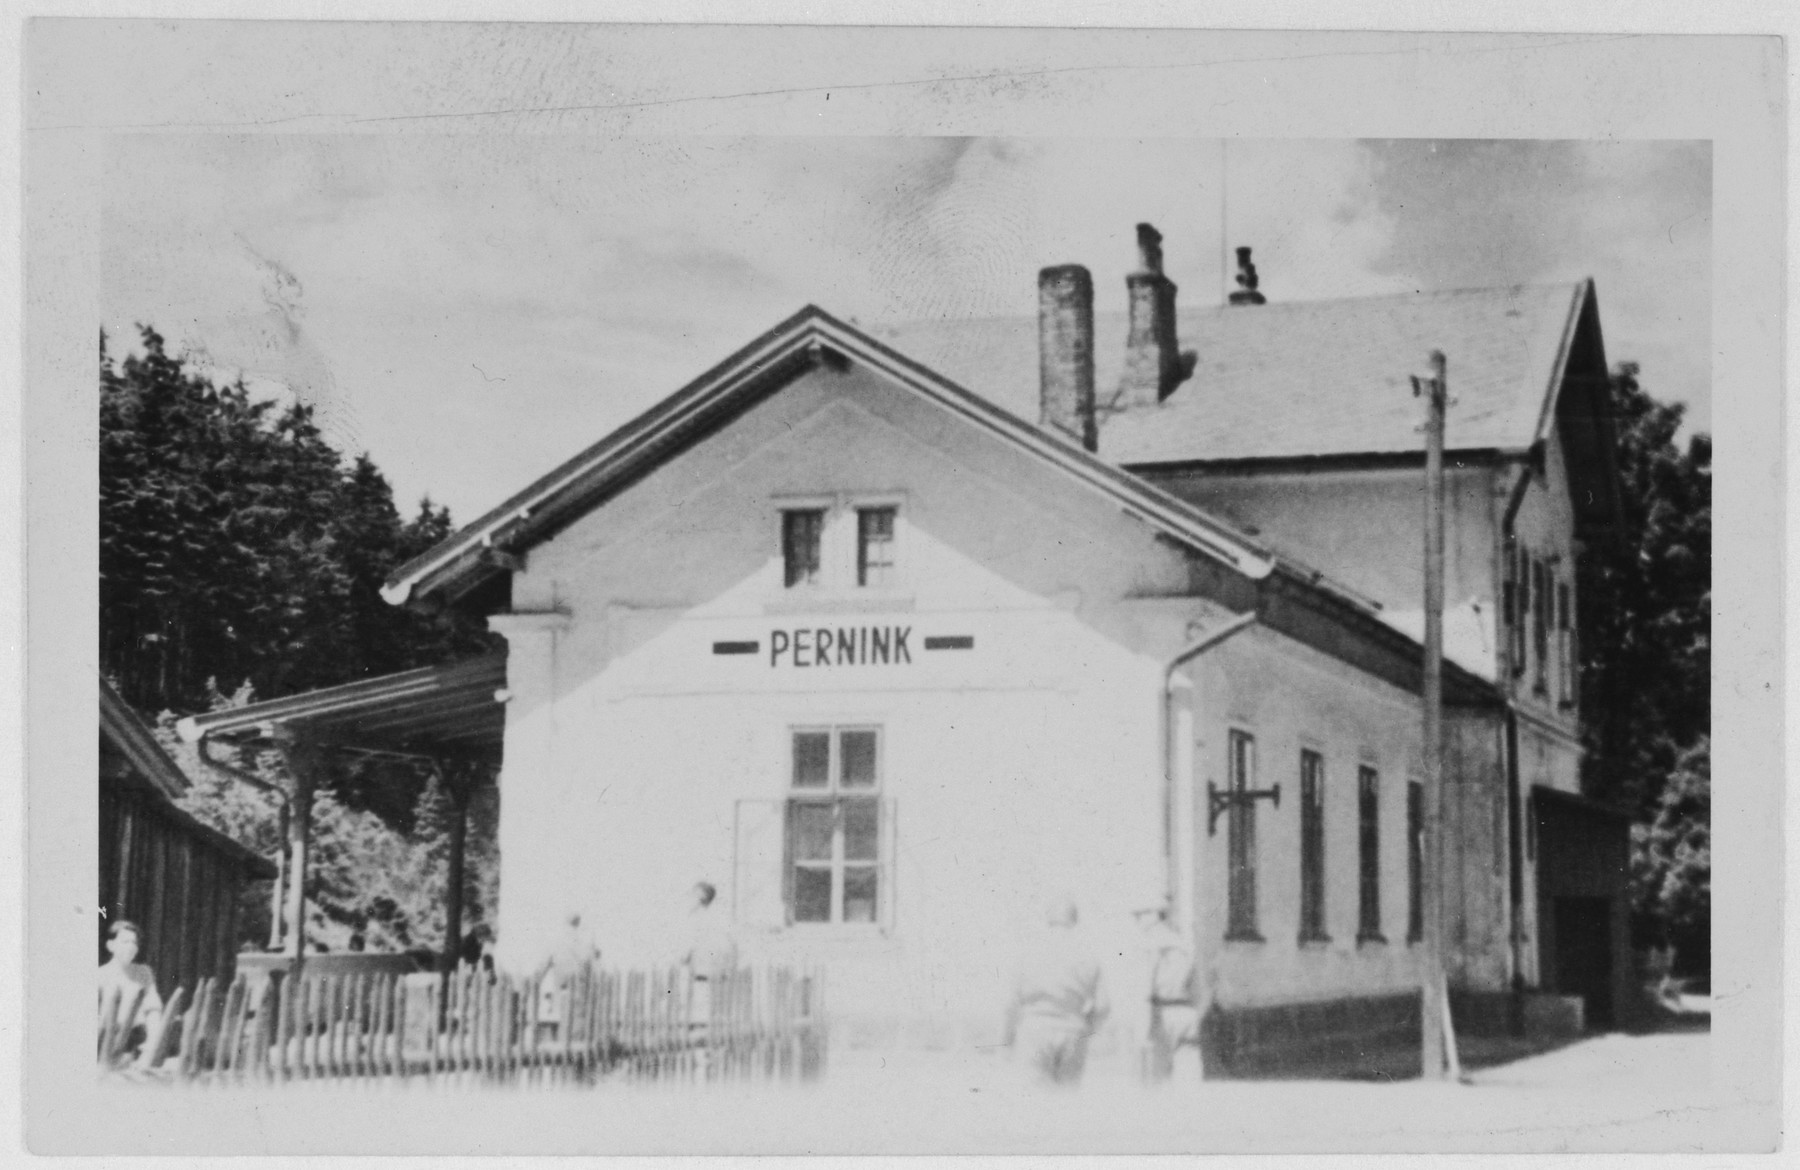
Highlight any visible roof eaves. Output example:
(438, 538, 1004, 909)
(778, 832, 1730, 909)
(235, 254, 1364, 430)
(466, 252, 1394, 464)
(809, 321, 1278, 579)
(99, 678, 190, 800)
(389, 308, 1278, 604)
(384, 305, 833, 607)
(176, 654, 509, 744)
(1531, 279, 1593, 448)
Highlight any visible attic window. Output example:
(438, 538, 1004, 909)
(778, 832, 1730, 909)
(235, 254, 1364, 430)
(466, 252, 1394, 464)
(857, 507, 897, 588)
(782, 510, 824, 588)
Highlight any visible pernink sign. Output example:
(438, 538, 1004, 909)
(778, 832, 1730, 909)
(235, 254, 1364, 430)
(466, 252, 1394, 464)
(711, 626, 974, 666)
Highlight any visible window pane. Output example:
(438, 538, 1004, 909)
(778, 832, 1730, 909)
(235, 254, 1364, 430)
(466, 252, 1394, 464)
(793, 732, 830, 788)
(858, 507, 896, 588)
(1299, 751, 1325, 939)
(840, 730, 878, 788)
(1407, 781, 1424, 942)
(791, 802, 834, 861)
(1358, 767, 1380, 937)
(843, 799, 879, 861)
(792, 866, 832, 923)
(843, 866, 879, 924)
(1227, 730, 1258, 937)
(783, 510, 823, 588)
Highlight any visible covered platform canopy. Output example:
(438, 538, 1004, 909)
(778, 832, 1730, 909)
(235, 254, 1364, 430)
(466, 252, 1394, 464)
(176, 653, 509, 970)
(175, 652, 508, 763)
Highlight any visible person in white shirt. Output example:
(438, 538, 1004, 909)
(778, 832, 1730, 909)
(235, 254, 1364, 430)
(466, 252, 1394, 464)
(1002, 898, 1111, 1086)
(97, 920, 163, 1064)
(1133, 904, 1201, 1080)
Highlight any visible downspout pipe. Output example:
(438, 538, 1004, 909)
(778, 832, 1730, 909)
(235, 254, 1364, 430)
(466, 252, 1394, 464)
(1163, 611, 1260, 936)
(196, 738, 291, 952)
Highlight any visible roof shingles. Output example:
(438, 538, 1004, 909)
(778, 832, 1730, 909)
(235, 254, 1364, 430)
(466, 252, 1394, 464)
(872, 282, 1586, 466)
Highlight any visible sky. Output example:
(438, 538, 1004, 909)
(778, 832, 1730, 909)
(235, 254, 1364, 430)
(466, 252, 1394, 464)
(101, 136, 1711, 525)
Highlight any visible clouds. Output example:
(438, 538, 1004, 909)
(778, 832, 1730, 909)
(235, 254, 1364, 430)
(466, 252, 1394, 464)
(100, 134, 1710, 520)
(1347, 139, 1711, 429)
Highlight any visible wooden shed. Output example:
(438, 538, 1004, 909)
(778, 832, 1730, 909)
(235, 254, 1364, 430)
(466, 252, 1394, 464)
(100, 678, 277, 999)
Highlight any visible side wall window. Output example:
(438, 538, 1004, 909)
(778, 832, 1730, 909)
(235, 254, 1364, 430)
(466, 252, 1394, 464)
(1357, 766, 1382, 942)
(1226, 730, 1260, 940)
(1298, 750, 1327, 942)
(1532, 558, 1551, 695)
(1557, 580, 1576, 708)
(1407, 780, 1424, 943)
(1508, 544, 1528, 679)
(787, 727, 883, 924)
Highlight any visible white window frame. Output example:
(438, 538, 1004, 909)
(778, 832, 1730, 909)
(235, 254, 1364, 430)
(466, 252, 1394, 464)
(786, 725, 886, 928)
(769, 493, 909, 602)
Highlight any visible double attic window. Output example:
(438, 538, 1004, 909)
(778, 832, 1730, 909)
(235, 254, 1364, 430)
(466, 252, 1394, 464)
(782, 502, 900, 592)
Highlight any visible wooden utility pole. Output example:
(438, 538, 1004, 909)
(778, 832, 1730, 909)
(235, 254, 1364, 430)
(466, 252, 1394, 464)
(1414, 350, 1461, 1082)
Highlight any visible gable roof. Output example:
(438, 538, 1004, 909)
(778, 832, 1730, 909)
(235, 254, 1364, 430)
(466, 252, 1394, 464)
(872, 280, 1603, 467)
(383, 305, 1280, 608)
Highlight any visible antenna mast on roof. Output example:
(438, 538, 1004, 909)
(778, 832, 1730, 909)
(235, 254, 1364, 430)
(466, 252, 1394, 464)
(1219, 138, 1228, 303)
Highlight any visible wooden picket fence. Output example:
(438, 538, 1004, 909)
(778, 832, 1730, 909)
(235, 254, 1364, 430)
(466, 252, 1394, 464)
(98, 961, 827, 1087)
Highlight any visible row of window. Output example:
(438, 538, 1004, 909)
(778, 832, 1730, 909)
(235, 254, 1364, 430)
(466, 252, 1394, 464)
(773, 724, 1430, 944)
(1224, 730, 1424, 947)
(783, 505, 898, 591)
(1503, 540, 1576, 708)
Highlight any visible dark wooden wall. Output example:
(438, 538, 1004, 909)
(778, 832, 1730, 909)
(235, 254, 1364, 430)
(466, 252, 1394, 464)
(99, 779, 259, 998)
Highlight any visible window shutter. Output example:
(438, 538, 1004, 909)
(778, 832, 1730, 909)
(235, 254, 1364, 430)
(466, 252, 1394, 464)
(1511, 549, 1529, 676)
(734, 799, 789, 933)
(879, 798, 899, 935)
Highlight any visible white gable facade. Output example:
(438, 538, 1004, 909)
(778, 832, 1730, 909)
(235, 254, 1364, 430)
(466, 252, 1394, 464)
(424, 314, 1492, 1057)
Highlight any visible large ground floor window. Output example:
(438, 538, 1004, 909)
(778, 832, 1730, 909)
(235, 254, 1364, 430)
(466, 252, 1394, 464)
(787, 726, 882, 924)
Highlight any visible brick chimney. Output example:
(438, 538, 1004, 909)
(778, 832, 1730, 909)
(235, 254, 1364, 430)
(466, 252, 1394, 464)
(1038, 264, 1097, 451)
(1228, 246, 1266, 306)
(1118, 224, 1191, 408)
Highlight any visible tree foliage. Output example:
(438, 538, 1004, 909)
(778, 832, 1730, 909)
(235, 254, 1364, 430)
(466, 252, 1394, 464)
(101, 325, 491, 720)
(1630, 737, 1709, 962)
(1578, 361, 1710, 960)
(104, 326, 501, 954)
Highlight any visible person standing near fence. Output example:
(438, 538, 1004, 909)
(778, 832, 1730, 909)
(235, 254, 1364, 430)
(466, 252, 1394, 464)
(537, 912, 596, 1043)
(97, 920, 163, 1066)
(1133, 904, 1201, 1081)
(1002, 897, 1110, 1087)
(679, 881, 735, 1065)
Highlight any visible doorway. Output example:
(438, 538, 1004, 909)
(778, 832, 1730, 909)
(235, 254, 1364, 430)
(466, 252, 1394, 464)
(1552, 895, 1614, 1029)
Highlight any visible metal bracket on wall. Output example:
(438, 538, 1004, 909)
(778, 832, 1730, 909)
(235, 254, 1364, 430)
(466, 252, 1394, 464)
(1207, 781, 1282, 836)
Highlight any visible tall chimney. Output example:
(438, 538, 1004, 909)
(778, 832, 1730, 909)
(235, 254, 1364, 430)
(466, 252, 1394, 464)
(1119, 223, 1189, 408)
(1229, 245, 1266, 306)
(1038, 264, 1097, 451)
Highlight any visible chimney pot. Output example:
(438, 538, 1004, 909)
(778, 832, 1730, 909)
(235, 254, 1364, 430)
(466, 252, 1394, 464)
(1134, 223, 1165, 275)
(1119, 223, 1188, 408)
(1038, 265, 1097, 451)
(1228, 245, 1266, 306)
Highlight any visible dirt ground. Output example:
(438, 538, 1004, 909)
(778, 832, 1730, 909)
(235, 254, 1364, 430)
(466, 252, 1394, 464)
(95, 997, 1752, 1156)
(493, 998, 1742, 1155)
